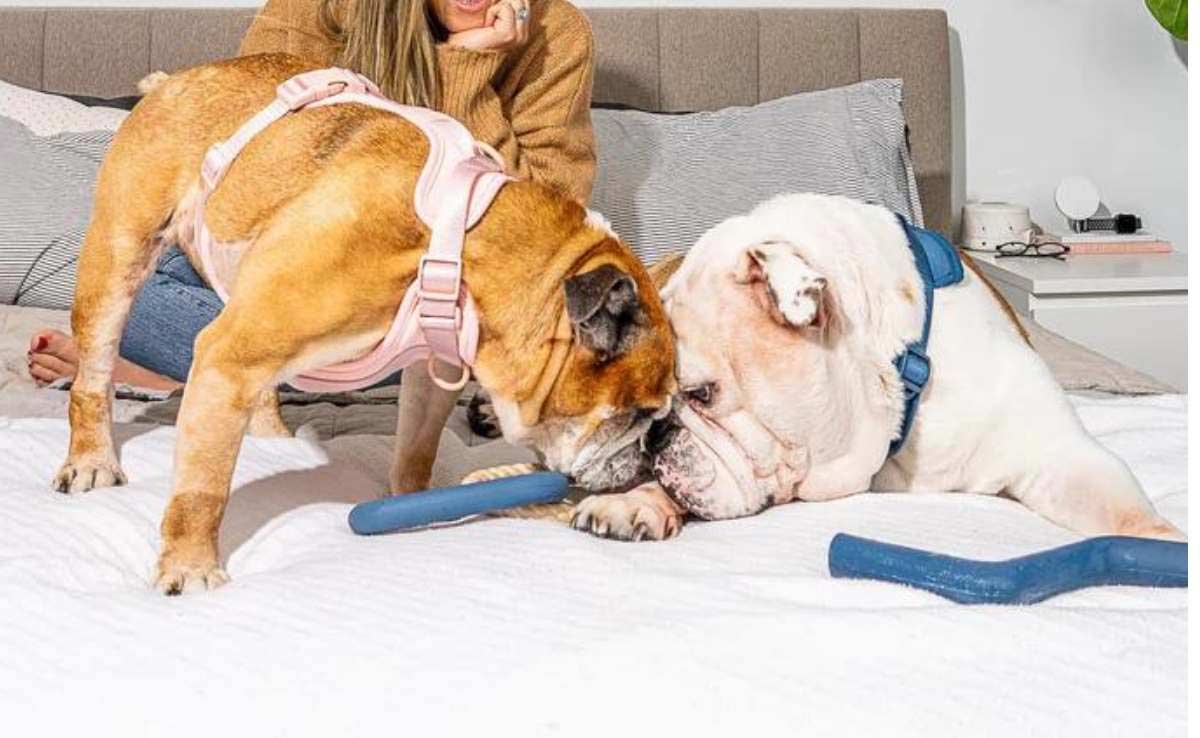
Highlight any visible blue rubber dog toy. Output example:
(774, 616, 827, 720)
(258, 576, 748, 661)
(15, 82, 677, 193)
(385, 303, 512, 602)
(828, 533, 1187, 604)
(348, 471, 569, 534)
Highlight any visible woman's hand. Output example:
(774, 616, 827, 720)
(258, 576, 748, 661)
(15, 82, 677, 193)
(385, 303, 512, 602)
(446, 0, 531, 53)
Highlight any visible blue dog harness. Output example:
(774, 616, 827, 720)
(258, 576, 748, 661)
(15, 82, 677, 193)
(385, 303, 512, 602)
(889, 215, 964, 456)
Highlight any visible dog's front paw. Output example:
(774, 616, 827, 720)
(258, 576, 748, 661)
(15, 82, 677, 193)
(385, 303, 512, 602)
(571, 483, 684, 541)
(154, 552, 229, 596)
(52, 456, 126, 495)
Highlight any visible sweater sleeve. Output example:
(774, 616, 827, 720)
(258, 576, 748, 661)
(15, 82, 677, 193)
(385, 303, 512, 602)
(435, 25, 596, 204)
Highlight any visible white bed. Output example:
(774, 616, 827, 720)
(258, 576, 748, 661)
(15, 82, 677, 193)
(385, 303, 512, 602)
(0, 4, 1185, 731)
(0, 385, 1186, 736)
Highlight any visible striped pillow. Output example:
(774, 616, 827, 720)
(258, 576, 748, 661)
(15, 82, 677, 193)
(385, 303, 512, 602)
(0, 115, 114, 309)
(589, 79, 923, 265)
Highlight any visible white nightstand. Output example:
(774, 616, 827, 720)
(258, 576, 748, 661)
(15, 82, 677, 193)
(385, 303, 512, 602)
(968, 252, 1188, 391)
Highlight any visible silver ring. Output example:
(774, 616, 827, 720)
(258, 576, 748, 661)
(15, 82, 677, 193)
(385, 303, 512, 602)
(516, 7, 529, 23)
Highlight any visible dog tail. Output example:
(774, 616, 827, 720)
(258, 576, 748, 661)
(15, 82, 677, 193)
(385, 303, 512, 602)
(137, 71, 170, 96)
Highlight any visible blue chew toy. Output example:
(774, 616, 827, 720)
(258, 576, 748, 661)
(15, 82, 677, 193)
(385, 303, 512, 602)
(348, 471, 569, 534)
(828, 533, 1187, 604)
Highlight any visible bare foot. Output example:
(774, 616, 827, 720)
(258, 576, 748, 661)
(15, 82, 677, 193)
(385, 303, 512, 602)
(27, 329, 183, 392)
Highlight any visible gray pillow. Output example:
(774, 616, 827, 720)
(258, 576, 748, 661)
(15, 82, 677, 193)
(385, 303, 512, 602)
(589, 78, 924, 265)
(0, 115, 112, 309)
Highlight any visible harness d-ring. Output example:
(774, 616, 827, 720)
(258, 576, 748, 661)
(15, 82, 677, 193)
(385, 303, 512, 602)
(428, 355, 470, 392)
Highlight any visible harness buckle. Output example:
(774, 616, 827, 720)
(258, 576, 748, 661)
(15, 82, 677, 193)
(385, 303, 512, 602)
(416, 256, 464, 337)
(894, 345, 931, 398)
(417, 309, 463, 332)
(417, 255, 463, 302)
(276, 68, 374, 111)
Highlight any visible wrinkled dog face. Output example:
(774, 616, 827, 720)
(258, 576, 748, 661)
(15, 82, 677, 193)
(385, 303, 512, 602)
(491, 259, 676, 491)
(651, 220, 847, 519)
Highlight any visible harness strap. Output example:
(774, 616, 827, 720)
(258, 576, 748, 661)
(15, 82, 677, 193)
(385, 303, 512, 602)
(888, 215, 963, 456)
(415, 159, 482, 378)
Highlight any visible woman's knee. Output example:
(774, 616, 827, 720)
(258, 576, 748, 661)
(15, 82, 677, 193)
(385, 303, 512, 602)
(119, 253, 223, 383)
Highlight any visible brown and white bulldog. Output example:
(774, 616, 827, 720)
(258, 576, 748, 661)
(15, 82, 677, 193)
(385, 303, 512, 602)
(571, 193, 1182, 543)
(53, 54, 675, 593)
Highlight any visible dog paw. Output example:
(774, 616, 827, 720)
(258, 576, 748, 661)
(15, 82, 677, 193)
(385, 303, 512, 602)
(467, 389, 503, 439)
(51, 457, 126, 495)
(154, 557, 229, 596)
(571, 484, 684, 541)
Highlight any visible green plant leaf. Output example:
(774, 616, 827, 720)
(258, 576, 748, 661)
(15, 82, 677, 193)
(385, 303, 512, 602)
(1147, 0, 1188, 41)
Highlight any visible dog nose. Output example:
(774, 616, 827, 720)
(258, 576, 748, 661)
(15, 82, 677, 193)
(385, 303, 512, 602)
(644, 415, 679, 455)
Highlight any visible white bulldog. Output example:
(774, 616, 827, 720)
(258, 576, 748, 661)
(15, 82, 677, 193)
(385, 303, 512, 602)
(571, 193, 1182, 542)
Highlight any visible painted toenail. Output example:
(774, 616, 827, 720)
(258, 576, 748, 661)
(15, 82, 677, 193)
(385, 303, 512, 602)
(33, 337, 48, 351)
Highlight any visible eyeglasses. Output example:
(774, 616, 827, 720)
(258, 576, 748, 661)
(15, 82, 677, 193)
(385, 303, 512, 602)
(995, 241, 1070, 261)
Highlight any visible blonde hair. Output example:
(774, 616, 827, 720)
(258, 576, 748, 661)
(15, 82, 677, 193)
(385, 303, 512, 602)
(320, 0, 440, 108)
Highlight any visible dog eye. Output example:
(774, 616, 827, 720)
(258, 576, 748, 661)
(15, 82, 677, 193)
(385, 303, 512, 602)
(684, 383, 716, 408)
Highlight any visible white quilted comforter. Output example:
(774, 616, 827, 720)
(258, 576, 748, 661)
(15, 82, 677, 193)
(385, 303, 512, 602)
(0, 394, 1187, 738)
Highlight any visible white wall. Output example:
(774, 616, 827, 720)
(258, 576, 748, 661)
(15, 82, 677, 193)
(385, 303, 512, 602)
(3, 0, 1187, 247)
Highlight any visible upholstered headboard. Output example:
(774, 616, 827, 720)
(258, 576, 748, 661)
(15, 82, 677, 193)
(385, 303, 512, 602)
(0, 6, 952, 233)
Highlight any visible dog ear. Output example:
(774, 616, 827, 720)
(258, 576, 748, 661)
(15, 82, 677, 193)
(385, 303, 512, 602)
(564, 264, 644, 361)
(733, 241, 839, 336)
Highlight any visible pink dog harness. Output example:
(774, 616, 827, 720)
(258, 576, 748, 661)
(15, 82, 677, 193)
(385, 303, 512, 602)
(193, 68, 510, 393)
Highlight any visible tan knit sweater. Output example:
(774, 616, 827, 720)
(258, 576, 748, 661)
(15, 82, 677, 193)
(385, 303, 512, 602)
(239, 0, 596, 203)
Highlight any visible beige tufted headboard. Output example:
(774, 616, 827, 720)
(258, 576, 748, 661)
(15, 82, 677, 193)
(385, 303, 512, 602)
(0, 6, 951, 233)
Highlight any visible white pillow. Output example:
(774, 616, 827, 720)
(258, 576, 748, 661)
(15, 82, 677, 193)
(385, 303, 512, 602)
(0, 80, 128, 136)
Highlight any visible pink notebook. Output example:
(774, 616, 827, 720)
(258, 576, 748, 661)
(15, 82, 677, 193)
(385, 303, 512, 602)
(1064, 240, 1174, 255)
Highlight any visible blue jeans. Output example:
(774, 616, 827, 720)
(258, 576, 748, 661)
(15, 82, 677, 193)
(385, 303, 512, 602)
(119, 247, 221, 382)
(119, 247, 401, 388)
